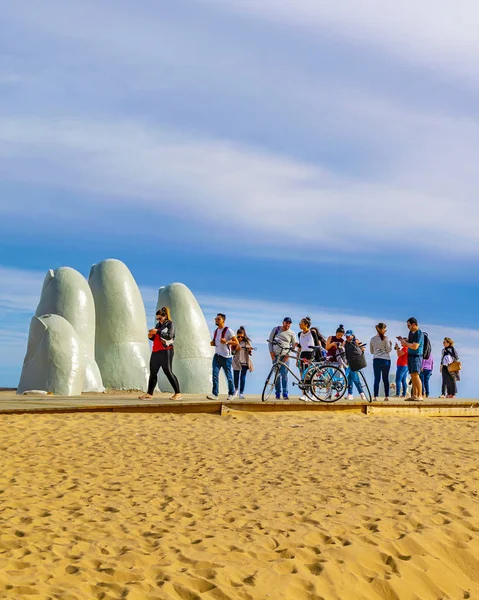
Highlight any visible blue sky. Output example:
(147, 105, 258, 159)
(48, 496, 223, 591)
(1, 0, 479, 395)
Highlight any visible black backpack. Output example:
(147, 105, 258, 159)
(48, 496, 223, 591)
(423, 332, 432, 360)
(345, 340, 367, 372)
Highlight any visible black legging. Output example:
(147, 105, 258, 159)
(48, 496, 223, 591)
(147, 348, 180, 395)
(441, 367, 456, 396)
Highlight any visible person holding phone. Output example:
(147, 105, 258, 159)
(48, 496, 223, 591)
(394, 340, 409, 398)
(398, 317, 424, 401)
(140, 306, 182, 400)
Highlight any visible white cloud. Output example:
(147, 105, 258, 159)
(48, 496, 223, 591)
(216, 0, 479, 85)
(1, 115, 479, 258)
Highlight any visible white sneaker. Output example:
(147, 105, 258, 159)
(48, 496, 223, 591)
(299, 395, 308, 401)
(233, 390, 239, 398)
(227, 394, 235, 401)
(239, 394, 245, 399)
(347, 394, 354, 400)
(360, 392, 367, 401)
(206, 394, 218, 400)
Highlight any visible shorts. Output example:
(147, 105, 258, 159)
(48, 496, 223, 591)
(407, 355, 422, 374)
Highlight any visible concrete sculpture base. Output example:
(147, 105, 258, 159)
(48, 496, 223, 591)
(89, 259, 150, 390)
(156, 283, 213, 394)
(35, 267, 104, 393)
(17, 315, 84, 396)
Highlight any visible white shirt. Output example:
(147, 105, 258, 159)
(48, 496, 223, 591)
(213, 326, 235, 358)
(299, 330, 315, 353)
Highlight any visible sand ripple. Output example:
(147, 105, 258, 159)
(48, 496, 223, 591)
(0, 412, 478, 599)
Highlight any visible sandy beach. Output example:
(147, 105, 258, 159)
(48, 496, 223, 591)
(0, 411, 478, 599)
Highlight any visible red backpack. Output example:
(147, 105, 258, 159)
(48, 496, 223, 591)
(213, 327, 228, 343)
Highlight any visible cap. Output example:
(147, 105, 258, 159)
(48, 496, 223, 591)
(283, 317, 292, 323)
(345, 329, 355, 337)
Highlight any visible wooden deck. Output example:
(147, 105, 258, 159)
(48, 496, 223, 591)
(0, 392, 478, 417)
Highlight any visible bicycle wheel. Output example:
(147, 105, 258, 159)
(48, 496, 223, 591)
(357, 370, 372, 403)
(262, 365, 279, 402)
(307, 365, 347, 403)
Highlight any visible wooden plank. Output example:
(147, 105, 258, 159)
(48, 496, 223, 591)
(226, 402, 365, 414)
(367, 405, 479, 417)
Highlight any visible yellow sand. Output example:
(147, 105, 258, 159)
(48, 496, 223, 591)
(0, 411, 478, 600)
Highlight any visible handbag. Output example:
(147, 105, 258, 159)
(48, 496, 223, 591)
(448, 361, 462, 373)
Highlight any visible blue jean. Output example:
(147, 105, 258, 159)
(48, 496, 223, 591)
(212, 354, 235, 396)
(233, 366, 249, 394)
(395, 365, 408, 396)
(373, 358, 391, 397)
(346, 368, 363, 395)
(420, 369, 432, 397)
(273, 355, 289, 396)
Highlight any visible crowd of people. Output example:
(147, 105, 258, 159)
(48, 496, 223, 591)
(139, 310, 461, 402)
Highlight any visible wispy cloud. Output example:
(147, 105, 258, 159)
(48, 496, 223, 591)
(216, 0, 479, 86)
(1, 115, 479, 259)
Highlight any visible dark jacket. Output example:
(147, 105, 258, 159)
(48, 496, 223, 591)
(150, 319, 175, 346)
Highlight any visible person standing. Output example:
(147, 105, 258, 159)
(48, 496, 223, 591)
(207, 313, 238, 401)
(268, 318, 297, 400)
(296, 317, 317, 401)
(232, 326, 254, 399)
(440, 338, 460, 398)
(344, 330, 367, 401)
(326, 325, 346, 363)
(140, 307, 182, 400)
(370, 323, 392, 402)
(420, 353, 434, 398)
(394, 341, 409, 398)
(399, 317, 424, 401)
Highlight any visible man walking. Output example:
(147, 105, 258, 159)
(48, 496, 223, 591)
(268, 317, 297, 399)
(207, 313, 238, 401)
(399, 317, 424, 401)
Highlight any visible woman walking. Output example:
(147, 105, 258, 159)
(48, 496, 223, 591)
(394, 341, 409, 398)
(440, 338, 460, 398)
(370, 322, 392, 401)
(232, 326, 254, 399)
(139, 307, 182, 400)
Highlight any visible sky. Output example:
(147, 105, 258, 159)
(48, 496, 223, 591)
(1, 0, 478, 396)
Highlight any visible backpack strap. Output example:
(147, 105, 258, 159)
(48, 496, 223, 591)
(213, 327, 229, 343)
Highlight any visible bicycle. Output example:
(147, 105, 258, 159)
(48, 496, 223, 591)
(298, 345, 372, 403)
(327, 343, 372, 403)
(261, 342, 321, 402)
(262, 342, 349, 403)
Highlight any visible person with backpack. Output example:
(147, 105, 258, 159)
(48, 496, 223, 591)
(232, 326, 254, 399)
(398, 317, 425, 401)
(268, 318, 297, 399)
(207, 313, 238, 401)
(344, 330, 367, 400)
(296, 317, 318, 400)
(139, 306, 182, 400)
(370, 323, 392, 401)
